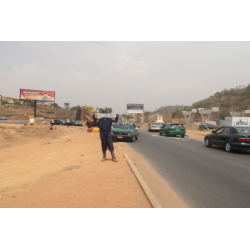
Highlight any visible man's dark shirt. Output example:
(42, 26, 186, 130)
(98, 118, 112, 131)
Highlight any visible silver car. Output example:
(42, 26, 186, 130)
(148, 122, 163, 132)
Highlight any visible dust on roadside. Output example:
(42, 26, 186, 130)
(0, 124, 151, 208)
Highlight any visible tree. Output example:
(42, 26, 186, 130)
(52, 103, 59, 108)
(244, 84, 250, 99)
(122, 114, 132, 120)
(64, 103, 70, 110)
(99, 107, 113, 113)
(219, 110, 231, 120)
(70, 105, 81, 110)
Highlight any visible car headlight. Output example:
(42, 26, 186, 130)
(111, 132, 113, 134)
(128, 133, 131, 136)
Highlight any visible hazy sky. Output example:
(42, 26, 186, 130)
(1, 41, 250, 113)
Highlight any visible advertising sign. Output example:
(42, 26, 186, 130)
(20, 89, 55, 101)
(127, 104, 144, 114)
(233, 117, 250, 126)
(156, 116, 163, 123)
(94, 113, 117, 119)
(225, 117, 250, 127)
(88, 106, 93, 112)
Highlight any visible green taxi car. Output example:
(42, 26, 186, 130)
(159, 122, 186, 137)
(111, 122, 139, 142)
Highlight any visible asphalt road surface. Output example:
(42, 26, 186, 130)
(0, 120, 27, 124)
(128, 129, 250, 208)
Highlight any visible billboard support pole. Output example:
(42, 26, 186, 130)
(34, 100, 37, 118)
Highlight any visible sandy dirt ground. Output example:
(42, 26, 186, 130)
(0, 123, 207, 208)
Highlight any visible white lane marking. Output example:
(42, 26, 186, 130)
(151, 135, 159, 136)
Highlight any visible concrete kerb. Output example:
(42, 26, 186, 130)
(124, 153, 162, 208)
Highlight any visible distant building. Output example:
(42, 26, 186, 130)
(0, 96, 24, 105)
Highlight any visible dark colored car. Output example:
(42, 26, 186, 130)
(200, 123, 218, 130)
(204, 126, 250, 152)
(111, 122, 139, 142)
(52, 119, 66, 125)
(159, 122, 186, 137)
(69, 120, 83, 126)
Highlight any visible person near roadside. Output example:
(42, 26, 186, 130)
(50, 119, 54, 127)
(93, 112, 119, 162)
(86, 120, 91, 128)
(67, 118, 70, 127)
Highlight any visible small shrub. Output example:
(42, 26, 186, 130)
(46, 111, 54, 114)
(1, 100, 9, 105)
(220, 102, 230, 108)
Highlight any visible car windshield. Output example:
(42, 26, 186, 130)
(114, 123, 134, 129)
(152, 123, 162, 125)
(236, 128, 250, 134)
(171, 124, 183, 127)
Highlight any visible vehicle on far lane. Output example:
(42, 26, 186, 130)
(199, 123, 218, 130)
(159, 122, 186, 137)
(204, 126, 250, 152)
(148, 122, 163, 132)
(70, 120, 83, 126)
(52, 119, 66, 125)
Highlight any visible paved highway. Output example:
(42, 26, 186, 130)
(0, 120, 26, 124)
(128, 130, 250, 208)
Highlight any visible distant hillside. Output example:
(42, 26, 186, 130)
(152, 105, 186, 115)
(152, 84, 250, 120)
(192, 85, 250, 111)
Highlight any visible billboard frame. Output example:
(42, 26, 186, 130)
(20, 89, 56, 118)
(20, 89, 56, 102)
(126, 103, 144, 114)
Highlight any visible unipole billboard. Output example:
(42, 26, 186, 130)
(20, 89, 55, 102)
(127, 104, 144, 114)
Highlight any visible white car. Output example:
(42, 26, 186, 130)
(148, 122, 163, 132)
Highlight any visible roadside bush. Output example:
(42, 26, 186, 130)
(172, 109, 183, 118)
(220, 102, 230, 108)
(1, 100, 9, 105)
(219, 110, 231, 120)
(46, 111, 54, 114)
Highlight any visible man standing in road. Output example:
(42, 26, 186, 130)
(94, 112, 118, 162)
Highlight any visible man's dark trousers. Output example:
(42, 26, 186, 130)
(100, 131, 114, 152)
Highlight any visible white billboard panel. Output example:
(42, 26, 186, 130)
(127, 103, 144, 114)
(225, 117, 250, 127)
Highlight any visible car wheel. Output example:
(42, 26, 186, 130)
(225, 141, 234, 152)
(204, 137, 212, 147)
(131, 135, 136, 142)
(165, 131, 169, 136)
(181, 135, 185, 138)
(159, 131, 162, 135)
(136, 136, 138, 140)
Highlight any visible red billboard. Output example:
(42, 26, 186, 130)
(20, 89, 55, 101)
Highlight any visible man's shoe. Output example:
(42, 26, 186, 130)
(101, 157, 106, 161)
(112, 157, 118, 162)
